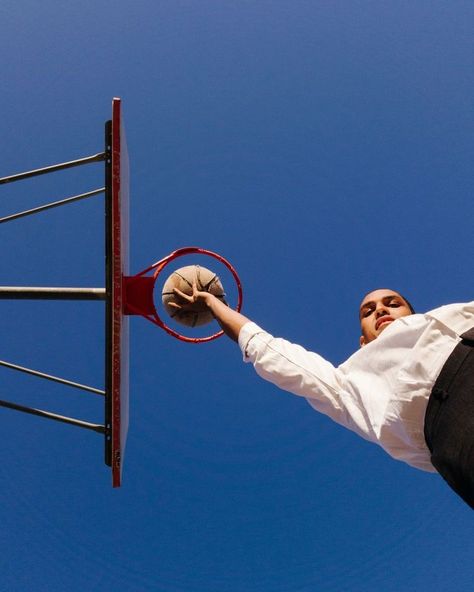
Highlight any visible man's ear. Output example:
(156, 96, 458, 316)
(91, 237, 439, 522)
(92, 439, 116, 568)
(359, 335, 366, 347)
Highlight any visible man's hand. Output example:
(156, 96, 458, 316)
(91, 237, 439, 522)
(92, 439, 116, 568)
(170, 282, 250, 342)
(170, 282, 212, 312)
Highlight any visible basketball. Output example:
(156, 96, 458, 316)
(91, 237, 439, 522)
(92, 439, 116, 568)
(161, 265, 226, 327)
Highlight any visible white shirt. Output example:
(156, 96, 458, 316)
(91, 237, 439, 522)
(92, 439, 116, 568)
(238, 302, 474, 472)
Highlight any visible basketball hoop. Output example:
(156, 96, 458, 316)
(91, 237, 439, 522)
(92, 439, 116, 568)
(123, 247, 243, 343)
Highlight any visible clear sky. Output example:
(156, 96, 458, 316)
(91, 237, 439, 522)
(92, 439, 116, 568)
(1, 2, 473, 591)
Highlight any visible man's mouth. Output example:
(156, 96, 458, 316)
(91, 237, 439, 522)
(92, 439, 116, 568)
(376, 316, 394, 330)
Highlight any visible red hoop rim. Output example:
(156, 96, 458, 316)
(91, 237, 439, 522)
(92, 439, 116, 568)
(145, 247, 243, 343)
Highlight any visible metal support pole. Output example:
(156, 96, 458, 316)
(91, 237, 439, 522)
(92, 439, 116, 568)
(0, 287, 106, 300)
(0, 152, 106, 185)
(0, 399, 105, 434)
(0, 359, 105, 396)
(0, 188, 105, 224)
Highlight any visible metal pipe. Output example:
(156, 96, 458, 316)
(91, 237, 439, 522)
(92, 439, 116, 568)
(0, 287, 106, 300)
(0, 188, 105, 224)
(0, 399, 105, 433)
(0, 359, 105, 396)
(0, 152, 106, 185)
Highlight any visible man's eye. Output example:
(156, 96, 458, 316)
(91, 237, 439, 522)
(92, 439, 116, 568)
(363, 308, 373, 317)
(389, 301, 401, 308)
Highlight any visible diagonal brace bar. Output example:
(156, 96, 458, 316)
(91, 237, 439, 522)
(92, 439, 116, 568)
(0, 187, 105, 224)
(0, 152, 106, 185)
(0, 399, 105, 433)
(0, 359, 105, 396)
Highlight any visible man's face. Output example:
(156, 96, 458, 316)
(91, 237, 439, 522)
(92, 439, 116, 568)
(359, 289, 413, 346)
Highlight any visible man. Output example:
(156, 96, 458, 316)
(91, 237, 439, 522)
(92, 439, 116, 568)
(172, 286, 474, 509)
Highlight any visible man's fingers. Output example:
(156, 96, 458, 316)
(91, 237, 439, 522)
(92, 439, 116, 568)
(173, 287, 194, 303)
(168, 301, 181, 310)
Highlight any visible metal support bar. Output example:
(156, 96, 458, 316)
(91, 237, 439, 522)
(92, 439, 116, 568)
(0, 188, 105, 224)
(0, 359, 105, 396)
(0, 152, 106, 185)
(0, 399, 105, 433)
(0, 287, 106, 300)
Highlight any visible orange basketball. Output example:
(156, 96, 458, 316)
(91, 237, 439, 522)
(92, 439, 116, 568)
(161, 265, 226, 327)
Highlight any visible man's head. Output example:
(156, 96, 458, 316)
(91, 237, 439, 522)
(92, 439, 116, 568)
(359, 289, 414, 347)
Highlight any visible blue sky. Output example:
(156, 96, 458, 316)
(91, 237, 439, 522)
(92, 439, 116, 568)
(1, 2, 473, 591)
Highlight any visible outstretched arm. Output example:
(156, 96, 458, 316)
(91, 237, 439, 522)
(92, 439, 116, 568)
(173, 283, 347, 427)
(171, 283, 251, 342)
(174, 284, 349, 437)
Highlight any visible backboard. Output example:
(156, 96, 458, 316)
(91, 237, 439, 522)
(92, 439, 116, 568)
(105, 97, 130, 487)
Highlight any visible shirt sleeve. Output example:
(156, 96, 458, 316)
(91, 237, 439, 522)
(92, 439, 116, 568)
(238, 322, 349, 423)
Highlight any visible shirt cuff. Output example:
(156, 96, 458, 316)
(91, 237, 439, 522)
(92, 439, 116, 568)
(238, 321, 269, 361)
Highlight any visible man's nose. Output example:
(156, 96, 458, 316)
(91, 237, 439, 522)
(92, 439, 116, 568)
(375, 305, 389, 317)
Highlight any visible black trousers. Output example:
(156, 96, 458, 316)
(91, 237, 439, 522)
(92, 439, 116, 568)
(424, 328, 474, 509)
